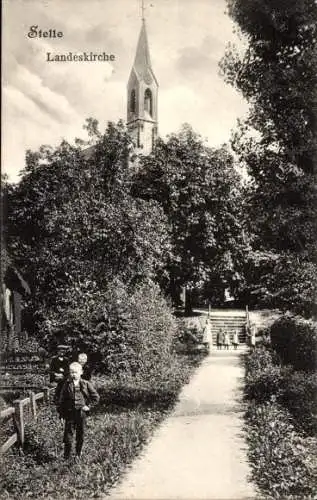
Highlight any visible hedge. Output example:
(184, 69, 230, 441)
(268, 313, 317, 372)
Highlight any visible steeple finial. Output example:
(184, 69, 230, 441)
(141, 0, 145, 21)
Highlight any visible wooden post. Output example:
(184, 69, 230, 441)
(13, 400, 25, 446)
(43, 387, 50, 404)
(30, 392, 36, 418)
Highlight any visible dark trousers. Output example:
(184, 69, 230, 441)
(63, 409, 86, 458)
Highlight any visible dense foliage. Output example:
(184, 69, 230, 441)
(1, 176, 10, 281)
(244, 339, 317, 497)
(9, 121, 169, 296)
(7, 121, 172, 360)
(221, 0, 317, 316)
(269, 313, 317, 371)
(133, 124, 247, 310)
(245, 343, 317, 436)
(246, 401, 317, 498)
(41, 280, 177, 379)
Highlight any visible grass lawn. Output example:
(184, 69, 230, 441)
(0, 353, 202, 499)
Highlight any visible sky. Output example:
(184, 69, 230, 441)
(2, 0, 249, 182)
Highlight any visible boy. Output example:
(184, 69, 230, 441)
(55, 361, 99, 460)
(78, 352, 92, 381)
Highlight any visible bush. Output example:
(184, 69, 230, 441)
(244, 346, 291, 402)
(246, 401, 317, 498)
(245, 364, 285, 402)
(269, 314, 317, 372)
(281, 370, 317, 436)
(172, 318, 205, 354)
(40, 280, 177, 380)
(245, 346, 317, 436)
(245, 344, 278, 376)
(244, 335, 317, 497)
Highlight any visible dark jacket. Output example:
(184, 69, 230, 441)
(55, 378, 100, 418)
(49, 356, 69, 383)
(81, 363, 93, 381)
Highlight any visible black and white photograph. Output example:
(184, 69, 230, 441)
(1, 0, 317, 498)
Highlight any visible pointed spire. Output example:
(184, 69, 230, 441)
(133, 18, 152, 77)
(127, 0, 158, 152)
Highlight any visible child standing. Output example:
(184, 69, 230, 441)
(224, 332, 230, 350)
(78, 352, 93, 381)
(55, 361, 99, 460)
(232, 330, 239, 350)
(217, 329, 225, 350)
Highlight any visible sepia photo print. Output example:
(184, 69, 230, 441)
(1, 0, 316, 498)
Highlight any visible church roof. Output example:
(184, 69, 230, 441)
(132, 20, 158, 86)
(134, 20, 152, 73)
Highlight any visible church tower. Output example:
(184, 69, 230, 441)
(127, 8, 158, 154)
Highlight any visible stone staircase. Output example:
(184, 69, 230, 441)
(197, 309, 247, 345)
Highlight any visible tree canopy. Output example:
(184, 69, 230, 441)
(221, 0, 317, 316)
(7, 120, 170, 336)
(132, 124, 247, 309)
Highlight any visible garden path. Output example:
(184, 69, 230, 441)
(106, 347, 256, 499)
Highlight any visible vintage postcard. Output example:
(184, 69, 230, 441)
(2, 0, 316, 498)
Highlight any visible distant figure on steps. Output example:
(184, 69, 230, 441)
(217, 329, 225, 350)
(232, 331, 239, 350)
(246, 325, 256, 350)
(224, 332, 230, 350)
(202, 317, 212, 352)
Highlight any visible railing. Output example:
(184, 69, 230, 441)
(0, 351, 48, 374)
(245, 305, 259, 345)
(0, 386, 53, 454)
(245, 305, 250, 332)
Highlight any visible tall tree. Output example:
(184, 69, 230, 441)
(8, 120, 169, 334)
(221, 0, 317, 316)
(133, 124, 247, 312)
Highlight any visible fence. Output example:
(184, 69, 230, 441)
(0, 386, 53, 454)
(0, 351, 48, 375)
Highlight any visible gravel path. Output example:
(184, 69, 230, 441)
(107, 349, 256, 499)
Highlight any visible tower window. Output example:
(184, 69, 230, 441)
(144, 88, 153, 116)
(130, 89, 136, 113)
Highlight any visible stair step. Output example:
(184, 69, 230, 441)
(209, 318, 246, 322)
(209, 318, 246, 321)
(209, 325, 245, 328)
